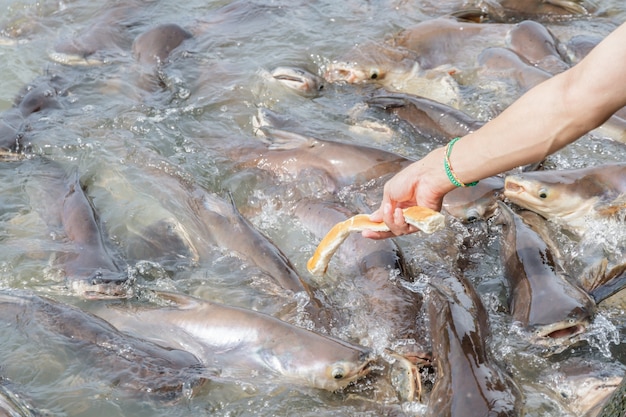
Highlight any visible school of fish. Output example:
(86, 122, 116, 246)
(0, 0, 625, 416)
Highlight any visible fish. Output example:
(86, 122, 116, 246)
(269, 66, 326, 97)
(505, 20, 569, 74)
(503, 163, 626, 235)
(87, 158, 327, 323)
(595, 372, 626, 417)
(365, 91, 485, 143)
(442, 176, 504, 222)
(426, 270, 523, 417)
(496, 201, 596, 351)
(324, 39, 461, 107)
(240, 108, 413, 193)
(0, 289, 210, 400)
(187, 189, 332, 328)
(89, 291, 373, 392)
(49, 2, 144, 66)
(132, 23, 192, 67)
(0, 75, 67, 153)
(0, 109, 26, 153)
(535, 357, 623, 417)
(477, 46, 552, 93)
(293, 198, 428, 400)
(24, 158, 129, 298)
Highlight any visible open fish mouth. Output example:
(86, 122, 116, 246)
(69, 269, 135, 299)
(529, 319, 590, 350)
(504, 179, 524, 194)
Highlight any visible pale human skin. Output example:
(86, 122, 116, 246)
(364, 21, 626, 239)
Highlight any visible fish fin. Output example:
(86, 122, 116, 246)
(256, 127, 316, 150)
(197, 189, 236, 219)
(580, 258, 608, 293)
(588, 261, 626, 304)
(366, 95, 408, 110)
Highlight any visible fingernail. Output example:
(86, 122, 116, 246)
(383, 203, 391, 216)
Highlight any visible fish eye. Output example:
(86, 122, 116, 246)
(538, 188, 548, 199)
(331, 365, 346, 380)
(369, 69, 379, 80)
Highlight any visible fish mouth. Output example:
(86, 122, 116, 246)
(530, 320, 589, 350)
(69, 269, 134, 299)
(504, 178, 524, 195)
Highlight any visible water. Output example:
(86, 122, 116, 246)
(0, 0, 625, 416)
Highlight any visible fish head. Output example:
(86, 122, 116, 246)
(504, 173, 596, 222)
(527, 297, 596, 353)
(324, 42, 417, 85)
(443, 176, 504, 222)
(69, 268, 134, 299)
(270, 66, 325, 97)
(283, 342, 374, 391)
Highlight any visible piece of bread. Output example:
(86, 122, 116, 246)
(307, 206, 445, 276)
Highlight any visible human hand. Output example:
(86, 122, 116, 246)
(363, 147, 453, 239)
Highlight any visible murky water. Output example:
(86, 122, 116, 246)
(0, 0, 625, 416)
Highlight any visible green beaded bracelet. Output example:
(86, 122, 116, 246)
(444, 137, 478, 187)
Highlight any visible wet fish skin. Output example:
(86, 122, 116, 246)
(426, 270, 523, 417)
(270, 66, 325, 97)
(293, 198, 426, 401)
(366, 91, 484, 143)
(293, 199, 420, 341)
(237, 124, 413, 193)
(0, 289, 210, 400)
(477, 46, 552, 92)
(188, 189, 309, 293)
(132, 23, 192, 67)
(442, 176, 504, 222)
(25, 158, 129, 298)
(496, 201, 596, 348)
(505, 20, 569, 74)
(90, 291, 373, 392)
(503, 163, 626, 234)
(50, 2, 144, 65)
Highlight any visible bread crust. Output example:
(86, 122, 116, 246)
(307, 206, 445, 276)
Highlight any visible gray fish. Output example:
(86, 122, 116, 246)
(442, 176, 504, 222)
(49, 2, 143, 65)
(503, 163, 626, 235)
(477, 46, 552, 92)
(426, 270, 523, 417)
(90, 291, 373, 392)
(505, 20, 569, 74)
(0, 289, 210, 400)
(190, 190, 306, 293)
(324, 39, 461, 106)
(293, 198, 425, 400)
(24, 158, 129, 298)
(132, 23, 192, 67)
(366, 91, 485, 143)
(496, 201, 596, 350)
(270, 66, 325, 97)
(241, 109, 413, 193)
(0, 109, 26, 153)
(596, 372, 626, 417)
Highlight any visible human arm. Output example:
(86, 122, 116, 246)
(364, 21, 626, 239)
